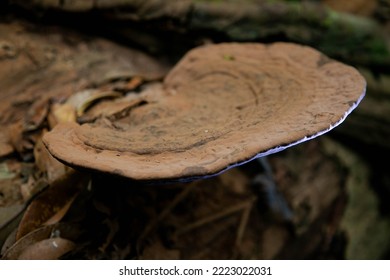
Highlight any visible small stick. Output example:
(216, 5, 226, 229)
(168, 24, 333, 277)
(137, 182, 197, 248)
(235, 201, 253, 248)
(175, 197, 256, 236)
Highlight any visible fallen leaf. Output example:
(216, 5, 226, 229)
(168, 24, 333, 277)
(15, 170, 89, 240)
(34, 135, 69, 183)
(66, 89, 122, 117)
(0, 130, 14, 158)
(2, 224, 55, 259)
(48, 102, 76, 128)
(2, 223, 77, 260)
(24, 97, 49, 131)
(17, 237, 75, 260)
(100, 69, 144, 84)
(1, 226, 18, 256)
(0, 204, 25, 253)
(8, 121, 42, 160)
(19, 176, 47, 202)
(125, 76, 143, 91)
(7, 121, 24, 154)
(78, 97, 144, 124)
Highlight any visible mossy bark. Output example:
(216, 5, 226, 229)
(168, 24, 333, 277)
(9, 0, 390, 70)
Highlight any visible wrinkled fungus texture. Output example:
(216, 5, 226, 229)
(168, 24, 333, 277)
(43, 43, 366, 181)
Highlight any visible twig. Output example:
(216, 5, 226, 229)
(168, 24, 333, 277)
(137, 182, 197, 250)
(175, 197, 256, 237)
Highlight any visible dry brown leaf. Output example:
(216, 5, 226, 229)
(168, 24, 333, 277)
(7, 121, 43, 160)
(17, 237, 75, 260)
(0, 178, 23, 207)
(7, 121, 24, 154)
(125, 76, 143, 91)
(0, 19, 168, 129)
(48, 103, 76, 128)
(2, 224, 55, 259)
(24, 97, 49, 131)
(1, 226, 19, 256)
(66, 89, 122, 117)
(15, 170, 89, 240)
(0, 130, 14, 158)
(34, 135, 69, 183)
(78, 96, 145, 124)
(19, 176, 47, 202)
(101, 69, 148, 84)
(2, 223, 77, 259)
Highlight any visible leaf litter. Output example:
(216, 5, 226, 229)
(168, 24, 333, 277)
(0, 19, 355, 260)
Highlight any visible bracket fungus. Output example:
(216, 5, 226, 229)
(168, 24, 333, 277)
(43, 43, 366, 181)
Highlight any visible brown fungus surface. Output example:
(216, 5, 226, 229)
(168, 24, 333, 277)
(43, 43, 366, 181)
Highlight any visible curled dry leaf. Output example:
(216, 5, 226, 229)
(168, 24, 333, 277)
(66, 89, 123, 118)
(2, 224, 77, 260)
(43, 42, 366, 181)
(77, 84, 162, 123)
(47, 89, 123, 128)
(48, 103, 76, 129)
(15, 170, 89, 240)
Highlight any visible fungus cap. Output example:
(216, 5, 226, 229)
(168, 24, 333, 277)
(43, 42, 366, 181)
